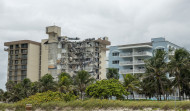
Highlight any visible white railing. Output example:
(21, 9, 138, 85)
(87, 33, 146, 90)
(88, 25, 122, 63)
(134, 69, 145, 73)
(133, 51, 152, 56)
(120, 51, 152, 57)
(119, 53, 132, 57)
(119, 61, 133, 65)
(120, 69, 133, 74)
(133, 60, 145, 64)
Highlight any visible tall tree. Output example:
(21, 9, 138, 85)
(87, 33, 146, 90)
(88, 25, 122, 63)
(106, 68, 119, 79)
(168, 48, 190, 100)
(144, 49, 169, 100)
(74, 70, 95, 99)
(122, 74, 140, 100)
(39, 74, 57, 92)
(58, 72, 74, 93)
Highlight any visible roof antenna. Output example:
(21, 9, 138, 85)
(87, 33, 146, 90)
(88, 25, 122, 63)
(53, 22, 56, 26)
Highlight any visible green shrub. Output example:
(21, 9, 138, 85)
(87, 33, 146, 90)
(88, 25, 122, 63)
(16, 91, 77, 107)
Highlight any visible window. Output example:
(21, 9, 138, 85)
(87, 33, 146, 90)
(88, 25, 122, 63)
(15, 71, 18, 76)
(15, 50, 19, 54)
(21, 49, 27, 54)
(112, 60, 119, 64)
(21, 60, 27, 64)
(112, 52, 119, 56)
(22, 65, 27, 69)
(22, 54, 27, 59)
(21, 75, 26, 80)
(15, 60, 19, 64)
(21, 44, 28, 48)
(15, 44, 19, 48)
(10, 45, 13, 49)
(9, 71, 12, 75)
(10, 50, 13, 54)
(21, 70, 26, 75)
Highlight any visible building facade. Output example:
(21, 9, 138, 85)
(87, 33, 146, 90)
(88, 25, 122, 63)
(4, 26, 110, 82)
(41, 26, 110, 80)
(4, 40, 41, 83)
(108, 37, 181, 80)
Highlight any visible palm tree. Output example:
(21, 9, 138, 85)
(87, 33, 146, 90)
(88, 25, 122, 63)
(122, 74, 140, 100)
(58, 72, 74, 93)
(106, 68, 119, 79)
(144, 49, 169, 100)
(168, 48, 190, 100)
(74, 70, 95, 99)
(39, 74, 57, 92)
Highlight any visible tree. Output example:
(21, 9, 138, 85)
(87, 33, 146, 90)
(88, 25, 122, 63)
(122, 74, 140, 100)
(0, 89, 4, 101)
(74, 70, 95, 99)
(144, 49, 169, 100)
(106, 68, 119, 79)
(86, 79, 128, 99)
(58, 72, 74, 93)
(168, 48, 190, 100)
(39, 74, 57, 92)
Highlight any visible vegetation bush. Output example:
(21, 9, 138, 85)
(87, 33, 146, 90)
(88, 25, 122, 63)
(16, 91, 77, 107)
(86, 79, 128, 99)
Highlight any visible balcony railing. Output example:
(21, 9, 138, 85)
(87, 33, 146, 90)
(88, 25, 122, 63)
(133, 51, 152, 56)
(134, 69, 145, 73)
(119, 53, 132, 57)
(133, 60, 145, 64)
(119, 61, 133, 66)
(120, 69, 146, 74)
(120, 69, 133, 74)
(120, 51, 152, 57)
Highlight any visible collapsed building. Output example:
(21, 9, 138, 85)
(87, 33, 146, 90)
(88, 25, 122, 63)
(4, 25, 111, 83)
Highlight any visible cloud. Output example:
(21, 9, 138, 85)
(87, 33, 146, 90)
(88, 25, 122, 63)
(0, 0, 190, 90)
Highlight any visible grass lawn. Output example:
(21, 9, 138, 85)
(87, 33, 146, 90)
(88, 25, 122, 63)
(0, 99, 190, 111)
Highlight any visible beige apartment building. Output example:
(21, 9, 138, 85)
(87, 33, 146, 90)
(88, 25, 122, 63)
(4, 26, 110, 83)
(4, 40, 41, 83)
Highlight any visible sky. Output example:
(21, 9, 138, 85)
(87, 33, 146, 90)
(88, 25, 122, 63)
(0, 0, 190, 90)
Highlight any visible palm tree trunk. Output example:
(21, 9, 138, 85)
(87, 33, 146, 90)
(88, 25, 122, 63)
(80, 91, 83, 100)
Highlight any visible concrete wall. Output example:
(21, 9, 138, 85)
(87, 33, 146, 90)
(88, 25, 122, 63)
(27, 43, 40, 82)
(99, 45, 107, 80)
(41, 39, 49, 77)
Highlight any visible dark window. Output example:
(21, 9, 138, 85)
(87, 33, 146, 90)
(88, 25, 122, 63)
(22, 65, 27, 69)
(15, 50, 19, 54)
(112, 52, 119, 56)
(15, 44, 19, 48)
(15, 60, 19, 64)
(10, 45, 13, 49)
(22, 54, 27, 59)
(10, 50, 13, 54)
(21, 60, 27, 64)
(21, 44, 28, 48)
(112, 60, 119, 64)
(15, 71, 18, 76)
(21, 70, 26, 75)
(21, 75, 26, 80)
(21, 49, 27, 54)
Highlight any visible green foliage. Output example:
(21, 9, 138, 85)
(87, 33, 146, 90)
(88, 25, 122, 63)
(74, 70, 95, 99)
(39, 74, 57, 92)
(122, 74, 140, 99)
(1, 99, 190, 110)
(144, 49, 169, 100)
(106, 68, 119, 79)
(16, 91, 77, 106)
(86, 79, 128, 99)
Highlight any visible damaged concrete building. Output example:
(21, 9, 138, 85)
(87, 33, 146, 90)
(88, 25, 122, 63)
(4, 26, 110, 83)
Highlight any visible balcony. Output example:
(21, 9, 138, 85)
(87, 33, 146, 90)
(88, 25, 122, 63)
(134, 69, 145, 73)
(133, 51, 152, 56)
(119, 61, 133, 66)
(119, 69, 133, 74)
(119, 53, 132, 57)
(133, 60, 145, 65)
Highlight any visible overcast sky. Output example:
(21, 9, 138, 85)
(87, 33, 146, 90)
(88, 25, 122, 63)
(0, 0, 190, 90)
